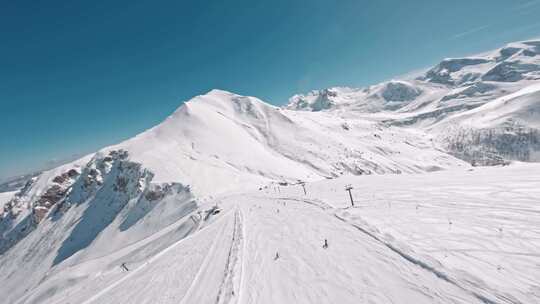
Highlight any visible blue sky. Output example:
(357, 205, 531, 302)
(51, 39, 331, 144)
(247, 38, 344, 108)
(2, 0, 540, 181)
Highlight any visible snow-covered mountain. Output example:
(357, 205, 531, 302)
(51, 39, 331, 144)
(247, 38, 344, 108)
(1, 40, 540, 304)
(289, 41, 540, 116)
(289, 39, 540, 165)
(108, 89, 467, 195)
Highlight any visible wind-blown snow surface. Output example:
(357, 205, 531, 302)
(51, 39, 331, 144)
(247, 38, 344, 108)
(2, 39, 540, 304)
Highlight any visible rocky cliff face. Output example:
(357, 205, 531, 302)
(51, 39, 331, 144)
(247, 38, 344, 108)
(0, 149, 196, 259)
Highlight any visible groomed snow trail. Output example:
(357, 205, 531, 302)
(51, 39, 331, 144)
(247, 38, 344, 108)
(266, 163, 540, 304)
(269, 196, 513, 303)
(227, 195, 484, 304)
(77, 212, 220, 304)
(215, 208, 245, 304)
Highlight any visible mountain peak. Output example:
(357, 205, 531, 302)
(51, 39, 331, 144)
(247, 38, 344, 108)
(167, 89, 259, 120)
(204, 88, 237, 97)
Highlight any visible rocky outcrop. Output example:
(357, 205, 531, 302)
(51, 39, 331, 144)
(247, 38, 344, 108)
(380, 81, 422, 102)
(52, 169, 79, 184)
(422, 58, 489, 85)
(288, 89, 338, 111)
(1, 148, 199, 259)
(482, 61, 540, 82)
(1, 149, 143, 254)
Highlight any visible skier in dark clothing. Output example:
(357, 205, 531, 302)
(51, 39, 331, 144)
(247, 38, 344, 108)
(121, 263, 129, 272)
(323, 239, 328, 249)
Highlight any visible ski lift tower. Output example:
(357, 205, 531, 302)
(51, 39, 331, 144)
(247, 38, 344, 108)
(345, 184, 354, 207)
(299, 181, 307, 195)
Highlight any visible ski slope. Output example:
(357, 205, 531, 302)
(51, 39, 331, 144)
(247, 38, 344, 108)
(433, 82, 540, 130)
(7, 163, 539, 304)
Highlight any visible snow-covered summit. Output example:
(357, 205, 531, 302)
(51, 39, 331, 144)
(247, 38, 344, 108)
(422, 39, 540, 85)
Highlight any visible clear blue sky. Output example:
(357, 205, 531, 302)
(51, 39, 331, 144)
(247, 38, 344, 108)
(2, 0, 540, 181)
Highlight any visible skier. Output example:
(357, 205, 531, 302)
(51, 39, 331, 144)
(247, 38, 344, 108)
(323, 239, 328, 249)
(121, 263, 129, 272)
(274, 252, 280, 260)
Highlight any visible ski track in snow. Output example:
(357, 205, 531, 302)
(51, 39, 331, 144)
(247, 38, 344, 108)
(275, 196, 504, 303)
(177, 212, 230, 304)
(225, 169, 537, 304)
(80, 209, 232, 304)
(332, 214, 510, 304)
(269, 194, 524, 304)
(262, 165, 539, 303)
(3, 164, 539, 304)
(215, 208, 244, 304)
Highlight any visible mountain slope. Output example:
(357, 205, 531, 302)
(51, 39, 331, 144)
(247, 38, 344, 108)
(105, 89, 465, 195)
(435, 82, 540, 129)
(432, 83, 540, 164)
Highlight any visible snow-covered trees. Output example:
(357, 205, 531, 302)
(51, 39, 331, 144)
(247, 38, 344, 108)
(442, 126, 540, 165)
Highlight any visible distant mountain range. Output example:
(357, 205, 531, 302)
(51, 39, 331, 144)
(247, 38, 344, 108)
(288, 39, 540, 165)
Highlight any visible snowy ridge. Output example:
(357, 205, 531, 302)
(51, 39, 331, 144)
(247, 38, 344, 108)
(438, 82, 540, 129)
(0, 150, 199, 304)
